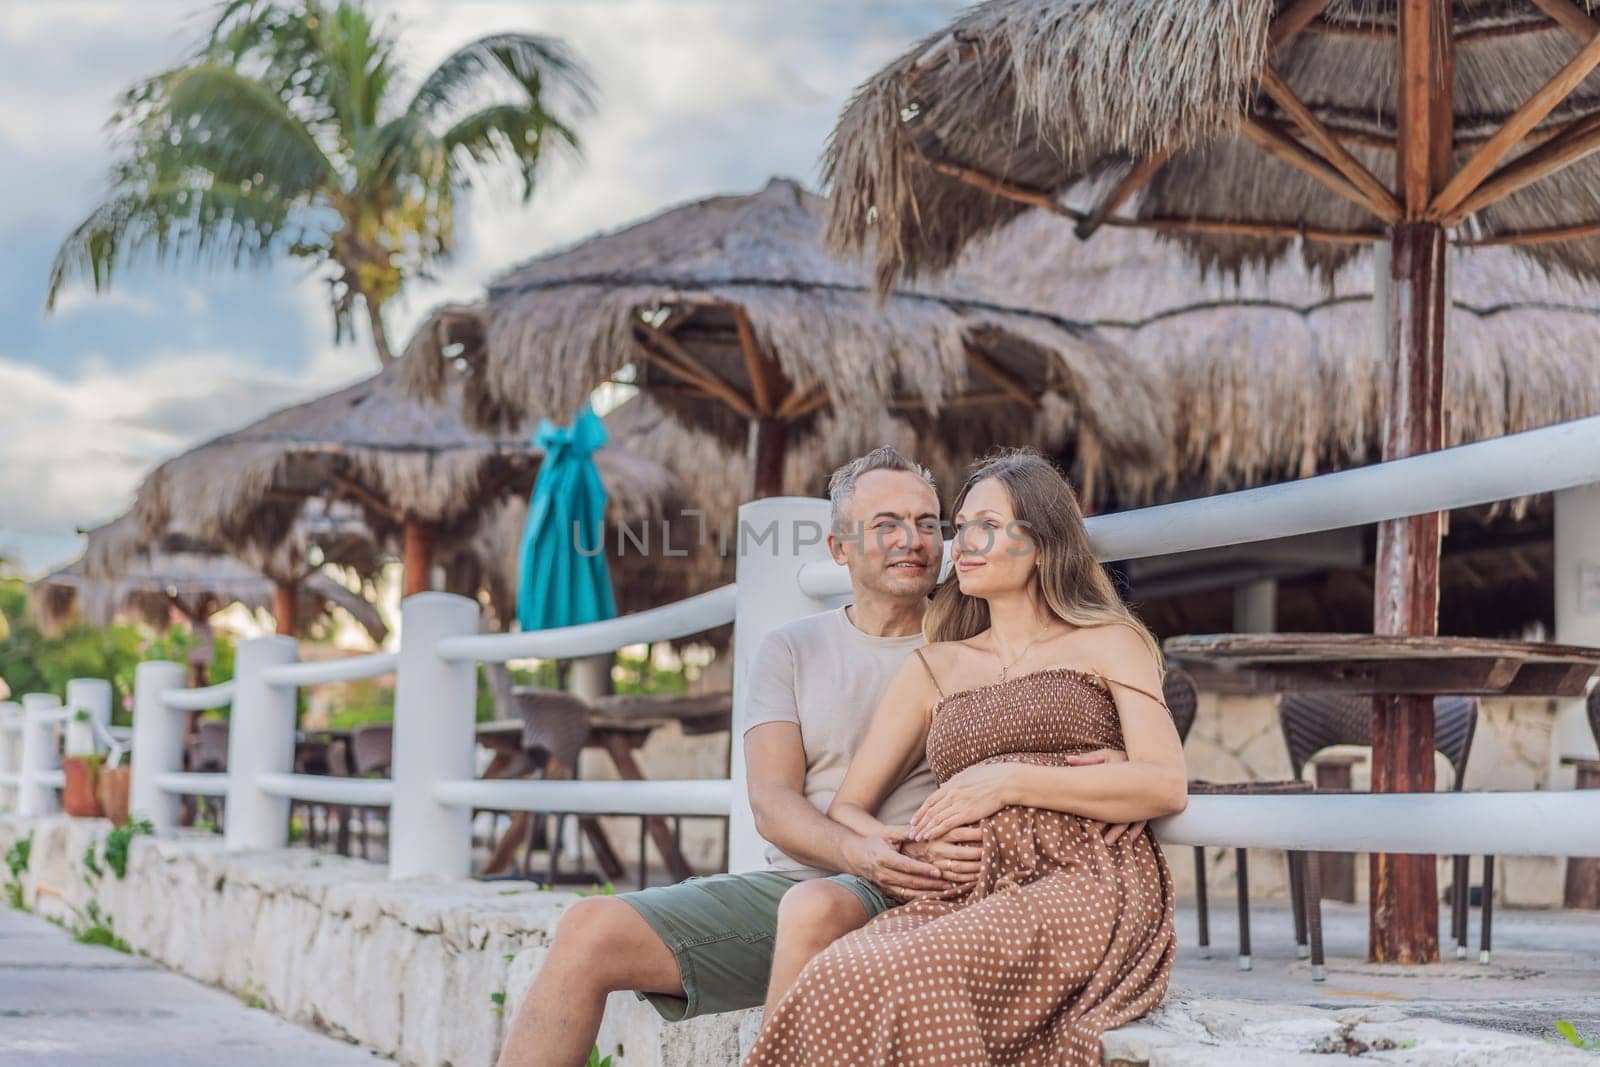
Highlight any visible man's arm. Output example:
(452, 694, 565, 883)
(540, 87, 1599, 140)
(740, 630, 945, 892)
(745, 722, 946, 892)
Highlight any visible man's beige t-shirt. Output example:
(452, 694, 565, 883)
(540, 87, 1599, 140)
(743, 606, 938, 878)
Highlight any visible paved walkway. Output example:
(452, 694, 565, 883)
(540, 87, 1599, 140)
(0, 906, 385, 1066)
(1118, 899, 1600, 1062)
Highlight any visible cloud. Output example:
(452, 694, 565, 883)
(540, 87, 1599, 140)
(0, 0, 965, 573)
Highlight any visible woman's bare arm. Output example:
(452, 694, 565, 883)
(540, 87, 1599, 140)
(828, 654, 940, 837)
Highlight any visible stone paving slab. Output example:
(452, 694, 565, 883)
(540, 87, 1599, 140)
(0, 905, 386, 1066)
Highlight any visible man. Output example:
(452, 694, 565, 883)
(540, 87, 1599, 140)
(497, 447, 972, 1066)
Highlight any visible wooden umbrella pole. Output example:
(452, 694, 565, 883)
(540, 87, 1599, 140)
(1370, 223, 1447, 965)
(1366, 0, 1451, 966)
(272, 580, 298, 637)
(748, 417, 788, 499)
(402, 519, 436, 597)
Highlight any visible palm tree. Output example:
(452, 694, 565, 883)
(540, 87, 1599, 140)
(47, 0, 593, 365)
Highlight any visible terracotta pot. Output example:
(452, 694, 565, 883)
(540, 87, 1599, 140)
(98, 766, 131, 827)
(62, 756, 104, 818)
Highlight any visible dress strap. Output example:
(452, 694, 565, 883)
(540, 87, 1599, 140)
(912, 648, 945, 699)
(1088, 670, 1169, 710)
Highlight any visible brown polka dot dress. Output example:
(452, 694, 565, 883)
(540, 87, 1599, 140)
(745, 664, 1177, 1066)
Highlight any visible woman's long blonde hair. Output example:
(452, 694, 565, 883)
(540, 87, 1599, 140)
(924, 449, 1164, 672)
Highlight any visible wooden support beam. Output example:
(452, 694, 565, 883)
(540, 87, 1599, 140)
(1531, 0, 1600, 40)
(1269, 0, 1337, 47)
(731, 305, 777, 415)
(963, 345, 1040, 411)
(774, 379, 826, 418)
(1445, 111, 1600, 222)
(633, 323, 758, 419)
(917, 152, 1382, 244)
(1455, 218, 1600, 246)
(1238, 115, 1387, 216)
(1259, 67, 1402, 221)
(1075, 151, 1172, 238)
(1431, 20, 1600, 218)
(327, 471, 400, 523)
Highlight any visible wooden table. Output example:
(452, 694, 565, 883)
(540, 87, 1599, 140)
(1164, 633, 1600, 963)
(478, 693, 733, 882)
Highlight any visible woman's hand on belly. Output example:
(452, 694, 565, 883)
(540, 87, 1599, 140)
(909, 764, 1015, 842)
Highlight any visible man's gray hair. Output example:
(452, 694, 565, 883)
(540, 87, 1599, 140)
(826, 446, 938, 533)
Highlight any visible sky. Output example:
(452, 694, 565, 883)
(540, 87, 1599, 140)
(0, 0, 965, 576)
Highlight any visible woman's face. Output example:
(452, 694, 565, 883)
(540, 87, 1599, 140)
(951, 476, 1037, 598)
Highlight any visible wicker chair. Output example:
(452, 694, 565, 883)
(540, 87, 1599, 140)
(182, 719, 231, 832)
(1164, 674, 1314, 973)
(1169, 672, 1326, 977)
(1279, 692, 1486, 961)
(348, 723, 394, 860)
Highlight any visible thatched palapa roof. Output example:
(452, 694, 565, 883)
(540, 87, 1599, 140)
(33, 515, 388, 641)
(133, 354, 673, 561)
(964, 215, 1600, 501)
(403, 177, 1170, 508)
(826, 0, 1600, 288)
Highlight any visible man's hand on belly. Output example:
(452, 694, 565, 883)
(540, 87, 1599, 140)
(844, 826, 948, 898)
(901, 824, 983, 894)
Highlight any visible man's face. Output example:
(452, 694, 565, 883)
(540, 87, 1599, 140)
(829, 469, 942, 600)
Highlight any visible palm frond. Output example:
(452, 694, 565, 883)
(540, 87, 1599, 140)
(47, 182, 303, 308)
(442, 103, 577, 199)
(160, 63, 341, 192)
(407, 33, 595, 128)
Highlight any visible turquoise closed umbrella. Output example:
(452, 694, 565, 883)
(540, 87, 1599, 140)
(517, 403, 616, 632)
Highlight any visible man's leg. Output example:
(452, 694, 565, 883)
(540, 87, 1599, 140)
(497, 896, 681, 1067)
(762, 879, 873, 1016)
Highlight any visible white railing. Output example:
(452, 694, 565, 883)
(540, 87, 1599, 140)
(9, 415, 1600, 879)
(0, 681, 115, 817)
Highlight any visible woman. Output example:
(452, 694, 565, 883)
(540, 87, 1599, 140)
(745, 450, 1186, 1066)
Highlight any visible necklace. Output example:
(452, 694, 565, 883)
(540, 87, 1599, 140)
(993, 623, 1054, 682)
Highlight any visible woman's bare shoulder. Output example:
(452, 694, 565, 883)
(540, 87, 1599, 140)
(918, 637, 982, 673)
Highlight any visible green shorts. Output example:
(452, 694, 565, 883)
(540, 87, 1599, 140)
(619, 871, 897, 1021)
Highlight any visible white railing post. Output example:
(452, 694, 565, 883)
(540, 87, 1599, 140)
(18, 693, 62, 817)
(224, 636, 299, 851)
(390, 592, 481, 880)
(730, 497, 838, 873)
(64, 678, 112, 757)
(0, 701, 20, 810)
(131, 661, 188, 833)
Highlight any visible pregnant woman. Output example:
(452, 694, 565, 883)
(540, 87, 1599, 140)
(746, 449, 1186, 1066)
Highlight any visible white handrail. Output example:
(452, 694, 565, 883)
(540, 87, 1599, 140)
(262, 652, 398, 688)
(434, 777, 732, 817)
(1155, 791, 1600, 857)
(36, 769, 65, 788)
(153, 771, 230, 797)
(256, 773, 394, 807)
(436, 584, 736, 663)
(0, 771, 21, 787)
(798, 415, 1600, 597)
(162, 681, 237, 712)
(89, 717, 128, 769)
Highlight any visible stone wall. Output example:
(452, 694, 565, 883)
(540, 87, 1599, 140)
(0, 814, 750, 1067)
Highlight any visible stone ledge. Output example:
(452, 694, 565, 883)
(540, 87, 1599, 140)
(3, 815, 1589, 1066)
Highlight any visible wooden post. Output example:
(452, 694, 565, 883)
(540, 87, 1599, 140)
(1363, 0, 1452, 967)
(748, 417, 788, 499)
(272, 580, 298, 637)
(1369, 222, 1448, 965)
(403, 520, 435, 597)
